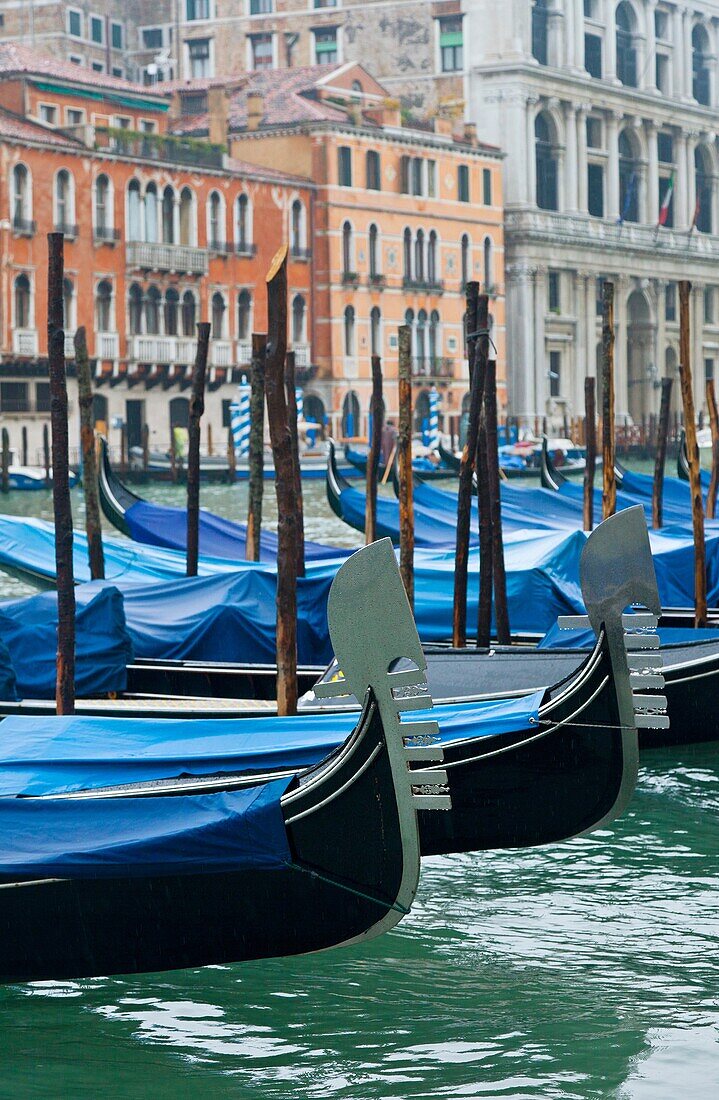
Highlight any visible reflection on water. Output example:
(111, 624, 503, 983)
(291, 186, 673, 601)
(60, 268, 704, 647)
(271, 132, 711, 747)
(0, 470, 718, 1095)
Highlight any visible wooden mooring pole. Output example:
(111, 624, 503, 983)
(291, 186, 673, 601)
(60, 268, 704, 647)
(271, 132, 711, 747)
(653, 377, 673, 530)
(706, 378, 719, 520)
(601, 281, 616, 519)
(47, 232, 75, 715)
(227, 425, 236, 482)
(397, 324, 414, 606)
(285, 349, 305, 577)
(679, 280, 707, 627)
(1, 429, 9, 495)
(583, 376, 596, 532)
(21, 425, 28, 467)
(75, 325, 104, 579)
(246, 334, 266, 561)
(365, 354, 384, 544)
(43, 423, 50, 487)
(141, 422, 150, 473)
(484, 358, 509, 645)
(265, 245, 297, 716)
(186, 322, 210, 577)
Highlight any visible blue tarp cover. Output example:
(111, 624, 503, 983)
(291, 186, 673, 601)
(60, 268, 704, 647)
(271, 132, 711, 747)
(0, 585, 133, 698)
(0, 777, 292, 878)
(0, 691, 544, 797)
(539, 623, 719, 650)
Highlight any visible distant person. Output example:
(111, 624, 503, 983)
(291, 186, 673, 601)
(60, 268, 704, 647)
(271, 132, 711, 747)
(381, 421, 398, 465)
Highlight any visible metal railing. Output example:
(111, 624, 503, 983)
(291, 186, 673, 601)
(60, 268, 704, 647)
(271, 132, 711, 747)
(94, 127, 225, 170)
(290, 246, 312, 261)
(411, 356, 455, 379)
(126, 240, 209, 275)
(292, 344, 311, 366)
(233, 242, 258, 257)
(93, 225, 121, 242)
(96, 332, 120, 360)
(237, 340, 252, 364)
(54, 222, 78, 238)
(12, 218, 36, 236)
(12, 330, 38, 357)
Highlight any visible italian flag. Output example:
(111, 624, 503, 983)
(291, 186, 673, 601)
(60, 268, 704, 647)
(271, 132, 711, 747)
(658, 172, 675, 226)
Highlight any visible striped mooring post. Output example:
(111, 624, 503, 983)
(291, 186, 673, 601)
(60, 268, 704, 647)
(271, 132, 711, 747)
(428, 386, 440, 450)
(230, 377, 251, 457)
(295, 387, 303, 424)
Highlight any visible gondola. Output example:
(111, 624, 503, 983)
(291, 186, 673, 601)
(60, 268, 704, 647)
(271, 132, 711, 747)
(128, 446, 330, 482)
(0, 539, 449, 982)
(344, 444, 458, 481)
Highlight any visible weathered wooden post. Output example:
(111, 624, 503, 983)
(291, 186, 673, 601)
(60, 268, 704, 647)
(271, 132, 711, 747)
(21, 425, 28, 467)
(120, 421, 127, 477)
(47, 233, 75, 715)
(706, 378, 719, 520)
(227, 425, 236, 482)
(207, 422, 213, 457)
(653, 377, 673, 529)
(476, 395, 493, 649)
(397, 324, 414, 606)
(453, 282, 485, 647)
(1, 429, 9, 495)
(246, 334, 266, 561)
(75, 325, 104, 579)
(583, 376, 596, 532)
(483, 358, 509, 645)
(601, 280, 616, 519)
(43, 423, 50, 486)
(285, 349, 305, 577)
(141, 422, 150, 472)
(365, 354, 384, 544)
(169, 427, 177, 484)
(265, 245, 297, 716)
(186, 322, 210, 578)
(679, 279, 707, 627)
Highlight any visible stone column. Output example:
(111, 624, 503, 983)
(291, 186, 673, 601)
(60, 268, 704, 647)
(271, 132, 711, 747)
(574, 271, 587, 388)
(675, 129, 688, 226)
(574, 0, 585, 72)
(646, 120, 659, 225)
(506, 264, 536, 421)
(683, 6, 693, 99)
(643, 0, 658, 91)
(607, 110, 621, 219)
(526, 95, 539, 208)
(615, 275, 629, 420)
(586, 273, 597, 382)
(577, 104, 589, 212)
(687, 130, 698, 227)
(693, 284, 705, 415)
(564, 0, 576, 69)
(565, 101, 578, 212)
(672, 4, 684, 99)
(535, 267, 547, 415)
(655, 278, 666, 383)
(604, 0, 617, 81)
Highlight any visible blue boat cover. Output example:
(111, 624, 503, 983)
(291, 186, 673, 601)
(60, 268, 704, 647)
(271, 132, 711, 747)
(0, 585, 133, 698)
(0, 777, 292, 878)
(0, 690, 544, 797)
(0, 634, 17, 701)
(539, 622, 719, 650)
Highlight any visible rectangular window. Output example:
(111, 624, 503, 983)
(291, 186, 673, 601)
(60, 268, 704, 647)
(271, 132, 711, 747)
(400, 155, 410, 195)
(181, 93, 207, 114)
(222, 399, 232, 428)
(585, 33, 602, 78)
(588, 163, 604, 217)
(113, 115, 132, 129)
(656, 53, 669, 93)
(658, 176, 674, 227)
(586, 117, 602, 148)
(142, 27, 164, 49)
(411, 157, 423, 196)
(0, 382, 29, 414)
(249, 33, 273, 70)
(366, 149, 381, 191)
(68, 9, 82, 36)
(427, 159, 436, 197)
(548, 271, 561, 313)
(187, 0, 211, 18)
(655, 10, 669, 39)
(313, 26, 338, 64)
(596, 277, 605, 316)
(90, 15, 104, 44)
(482, 167, 492, 206)
(706, 358, 715, 381)
(39, 104, 57, 125)
(140, 119, 158, 133)
(583, 0, 596, 15)
(92, 61, 105, 72)
(549, 351, 561, 398)
(249, 0, 273, 12)
(66, 107, 85, 126)
(314, 0, 337, 7)
(658, 132, 673, 163)
(457, 164, 470, 202)
(338, 145, 352, 187)
(439, 16, 463, 73)
(189, 37, 212, 77)
(35, 382, 51, 413)
(666, 282, 677, 322)
(705, 287, 715, 324)
(111, 22, 123, 49)
(112, 67, 124, 78)
(69, 55, 83, 65)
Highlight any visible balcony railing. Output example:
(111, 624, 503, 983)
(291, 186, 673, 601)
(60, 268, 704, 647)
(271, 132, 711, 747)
(0, 399, 59, 415)
(233, 242, 258, 258)
(96, 332, 120, 360)
(12, 218, 36, 237)
(237, 340, 252, 364)
(128, 334, 177, 363)
(94, 127, 225, 170)
(505, 207, 719, 259)
(210, 340, 233, 367)
(208, 238, 230, 255)
(368, 273, 386, 289)
(54, 222, 78, 239)
(12, 330, 38, 357)
(64, 335, 76, 358)
(292, 344, 311, 367)
(402, 277, 444, 293)
(290, 246, 312, 261)
(126, 240, 208, 276)
(341, 271, 360, 287)
(176, 337, 196, 364)
(94, 225, 121, 243)
(411, 357, 455, 379)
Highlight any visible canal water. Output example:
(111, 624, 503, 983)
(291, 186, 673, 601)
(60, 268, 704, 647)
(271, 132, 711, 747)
(0, 471, 717, 1096)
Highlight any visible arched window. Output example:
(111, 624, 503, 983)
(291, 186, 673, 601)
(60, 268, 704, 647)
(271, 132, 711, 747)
(461, 234, 470, 288)
(532, 0, 549, 65)
(405, 307, 415, 355)
(145, 286, 161, 334)
(535, 112, 558, 211)
(55, 169, 73, 231)
(366, 149, 381, 191)
(181, 291, 196, 337)
(235, 193, 251, 251)
(344, 305, 355, 357)
(403, 227, 412, 281)
(429, 309, 440, 365)
(483, 237, 493, 289)
(369, 223, 380, 278)
(14, 274, 31, 329)
(165, 287, 179, 335)
(129, 284, 143, 335)
(144, 183, 158, 243)
(237, 289, 252, 340)
(12, 164, 30, 228)
(179, 187, 195, 246)
(693, 25, 711, 105)
(162, 186, 175, 244)
(95, 174, 111, 235)
(208, 191, 223, 250)
(342, 391, 360, 437)
(428, 230, 438, 285)
(616, 2, 637, 87)
(416, 308, 428, 365)
(63, 278, 75, 332)
(128, 180, 142, 241)
(95, 280, 112, 333)
(695, 146, 713, 233)
(291, 199, 305, 254)
(342, 220, 353, 276)
(211, 291, 226, 339)
(370, 306, 381, 356)
(415, 229, 425, 282)
(292, 294, 306, 344)
(618, 130, 640, 223)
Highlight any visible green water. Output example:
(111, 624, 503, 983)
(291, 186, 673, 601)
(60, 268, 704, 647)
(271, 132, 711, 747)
(1, 468, 718, 1096)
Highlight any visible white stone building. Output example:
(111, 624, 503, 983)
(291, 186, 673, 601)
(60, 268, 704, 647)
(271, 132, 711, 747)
(466, 0, 719, 428)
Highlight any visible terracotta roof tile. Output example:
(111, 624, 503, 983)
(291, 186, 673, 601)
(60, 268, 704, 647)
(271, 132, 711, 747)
(0, 105, 80, 147)
(0, 43, 167, 100)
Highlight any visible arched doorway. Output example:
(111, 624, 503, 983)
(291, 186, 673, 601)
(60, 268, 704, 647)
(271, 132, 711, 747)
(626, 290, 654, 423)
(341, 391, 360, 438)
(414, 389, 430, 434)
(304, 393, 326, 445)
(93, 393, 108, 434)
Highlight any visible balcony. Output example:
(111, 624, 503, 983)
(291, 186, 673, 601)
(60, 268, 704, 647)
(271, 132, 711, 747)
(411, 357, 456, 379)
(368, 273, 386, 289)
(94, 225, 121, 244)
(290, 246, 312, 262)
(0, 399, 62, 416)
(402, 277, 444, 294)
(54, 222, 78, 240)
(237, 340, 252, 364)
(208, 238, 230, 256)
(94, 127, 225, 170)
(341, 271, 360, 288)
(210, 340, 233, 367)
(128, 335, 178, 363)
(176, 337, 196, 364)
(126, 240, 208, 276)
(96, 332, 120, 361)
(12, 330, 38, 357)
(292, 344, 311, 367)
(12, 218, 36, 237)
(64, 335, 76, 358)
(233, 242, 258, 258)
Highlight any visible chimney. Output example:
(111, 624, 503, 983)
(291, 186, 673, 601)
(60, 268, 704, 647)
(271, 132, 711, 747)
(434, 116, 452, 136)
(207, 86, 229, 147)
(381, 97, 401, 128)
(246, 91, 264, 132)
(463, 122, 478, 146)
